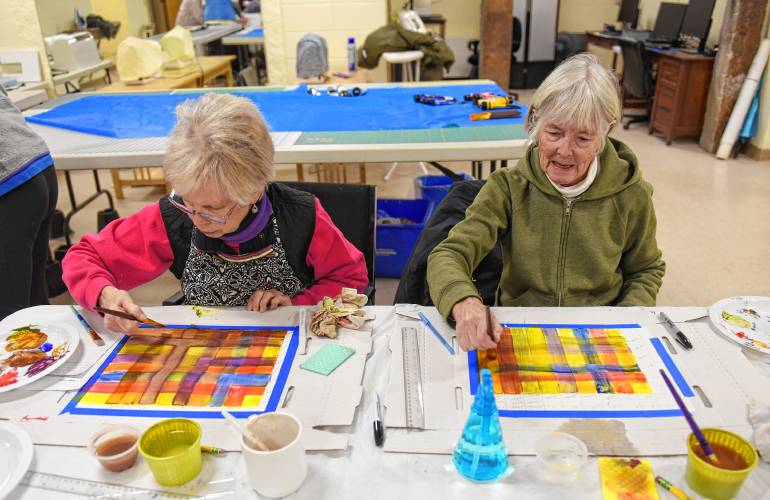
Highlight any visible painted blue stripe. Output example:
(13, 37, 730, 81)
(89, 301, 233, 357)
(61, 325, 299, 418)
(497, 409, 683, 418)
(0, 153, 53, 197)
(502, 323, 642, 329)
(650, 338, 694, 397)
(468, 350, 480, 395)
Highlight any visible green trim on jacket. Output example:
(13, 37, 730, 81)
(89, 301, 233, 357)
(427, 138, 666, 319)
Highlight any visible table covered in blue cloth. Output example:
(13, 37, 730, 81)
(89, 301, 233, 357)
(26, 84, 526, 139)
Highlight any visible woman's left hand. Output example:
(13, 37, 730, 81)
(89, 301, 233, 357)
(247, 289, 292, 312)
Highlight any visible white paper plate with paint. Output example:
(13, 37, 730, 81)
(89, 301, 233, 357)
(0, 422, 33, 499)
(0, 324, 79, 393)
(709, 296, 770, 355)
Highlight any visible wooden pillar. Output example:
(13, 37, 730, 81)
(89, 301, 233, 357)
(699, 0, 768, 153)
(480, 0, 513, 89)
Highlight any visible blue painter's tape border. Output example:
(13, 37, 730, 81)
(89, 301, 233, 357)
(650, 337, 694, 397)
(467, 323, 683, 419)
(61, 324, 298, 418)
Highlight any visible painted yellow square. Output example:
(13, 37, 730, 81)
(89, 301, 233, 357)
(155, 393, 175, 406)
(262, 346, 280, 358)
(80, 393, 111, 405)
(242, 395, 262, 407)
(187, 346, 207, 356)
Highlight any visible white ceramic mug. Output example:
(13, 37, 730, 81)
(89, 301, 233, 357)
(240, 412, 308, 497)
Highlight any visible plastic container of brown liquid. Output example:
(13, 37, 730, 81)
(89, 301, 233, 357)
(89, 426, 140, 472)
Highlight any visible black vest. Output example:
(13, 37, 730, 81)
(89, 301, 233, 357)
(159, 183, 317, 289)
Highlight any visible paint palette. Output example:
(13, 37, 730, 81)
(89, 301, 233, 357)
(0, 422, 33, 499)
(0, 324, 78, 393)
(709, 296, 770, 354)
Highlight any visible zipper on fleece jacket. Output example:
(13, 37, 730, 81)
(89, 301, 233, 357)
(557, 199, 575, 307)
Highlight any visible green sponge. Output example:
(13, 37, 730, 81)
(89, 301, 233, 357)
(300, 344, 356, 376)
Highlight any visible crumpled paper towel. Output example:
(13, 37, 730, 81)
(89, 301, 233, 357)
(309, 288, 375, 339)
(749, 402, 770, 462)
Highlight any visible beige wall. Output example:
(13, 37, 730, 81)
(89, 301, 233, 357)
(431, 0, 481, 38)
(263, 0, 388, 85)
(89, 0, 153, 57)
(35, 0, 92, 37)
(0, 0, 52, 86)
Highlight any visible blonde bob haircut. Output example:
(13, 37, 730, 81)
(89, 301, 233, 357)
(525, 53, 620, 151)
(164, 93, 275, 205)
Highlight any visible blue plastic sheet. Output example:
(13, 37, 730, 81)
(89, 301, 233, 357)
(26, 84, 526, 139)
(237, 28, 263, 38)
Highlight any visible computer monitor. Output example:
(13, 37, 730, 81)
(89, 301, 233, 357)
(681, 0, 716, 51)
(617, 0, 639, 29)
(652, 3, 687, 41)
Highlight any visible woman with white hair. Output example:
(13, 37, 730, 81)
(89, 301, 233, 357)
(63, 93, 367, 333)
(427, 53, 665, 351)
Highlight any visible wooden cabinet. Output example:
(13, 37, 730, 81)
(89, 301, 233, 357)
(650, 51, 714, 145)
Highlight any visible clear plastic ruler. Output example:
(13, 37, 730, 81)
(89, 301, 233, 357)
(401, 326, 425, 429)
(21, 471, 200, 499)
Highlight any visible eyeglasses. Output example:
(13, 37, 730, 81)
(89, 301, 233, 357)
(167, 191, 239, 224)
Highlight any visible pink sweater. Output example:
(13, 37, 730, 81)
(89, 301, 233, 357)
(63, 199, 368, 310)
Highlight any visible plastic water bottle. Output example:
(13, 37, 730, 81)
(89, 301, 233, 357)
(452, 368, 510, 482)
(347, 37, 357, 72)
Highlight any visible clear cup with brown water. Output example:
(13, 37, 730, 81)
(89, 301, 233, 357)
(89, 425, 140, 472)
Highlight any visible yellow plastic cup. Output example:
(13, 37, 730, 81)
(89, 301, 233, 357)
(139, 418, 202, 486)
(685, 428, 758, 500)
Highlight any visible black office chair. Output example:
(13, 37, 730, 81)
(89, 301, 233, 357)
(511, 16, 523, 62)
(394, 180, 502, 306)
(619, 38, 655, 129)
(282, 181, 376, 303)
(163, 181, 377, 305)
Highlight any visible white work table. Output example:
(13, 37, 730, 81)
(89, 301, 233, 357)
(151, 24, 243, 56)
(1, 305, 769, 499)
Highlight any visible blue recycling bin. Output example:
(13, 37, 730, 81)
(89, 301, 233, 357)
(415, 173, 474, 206)
(376, 199, 435, 278)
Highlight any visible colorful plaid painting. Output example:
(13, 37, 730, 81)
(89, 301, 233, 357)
(477, 326, 651, 395)
(76, 327, 289, 408)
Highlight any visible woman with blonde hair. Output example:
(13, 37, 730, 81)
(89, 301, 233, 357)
(427, 53, 665, 351)
(63, 93, 367, 333)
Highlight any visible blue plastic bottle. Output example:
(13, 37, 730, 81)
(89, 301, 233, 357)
(347, 37, 357, 72)
(452, 368, 510, 482)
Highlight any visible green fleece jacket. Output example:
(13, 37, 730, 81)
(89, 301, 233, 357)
(427, 138, 665, 319)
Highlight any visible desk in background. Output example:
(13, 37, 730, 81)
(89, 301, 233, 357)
(51, 59, 113, 94)
(222, 28, 265, 83)
(150, 23, 243, 56)
(7, 88, 48, 111)
(650, 50, 714, 145)
(100, 55, 235, 93)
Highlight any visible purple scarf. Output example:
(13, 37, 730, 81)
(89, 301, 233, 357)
(220, 194, 273, 244)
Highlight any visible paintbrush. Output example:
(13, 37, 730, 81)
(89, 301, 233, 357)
(70, 306, 105, 346)
(221, 411, 269, 451)
(93, 306, 166, 328)
(485, 305, 497, 360)
(659, 369, 720, 465)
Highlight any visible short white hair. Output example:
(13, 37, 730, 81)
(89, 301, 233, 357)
(163, 93, 274, 205)
(526, 53, 620, 150)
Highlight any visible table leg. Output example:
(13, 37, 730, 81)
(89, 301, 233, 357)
(225, 67, 234, 87)
(296, 163, 304, 181)
(110, 169, 124, 200)
(359, 163, 366, 184)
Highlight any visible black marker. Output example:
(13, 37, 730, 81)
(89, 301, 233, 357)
(659, 312, 693, 350)
(373, 393, 384, 446)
